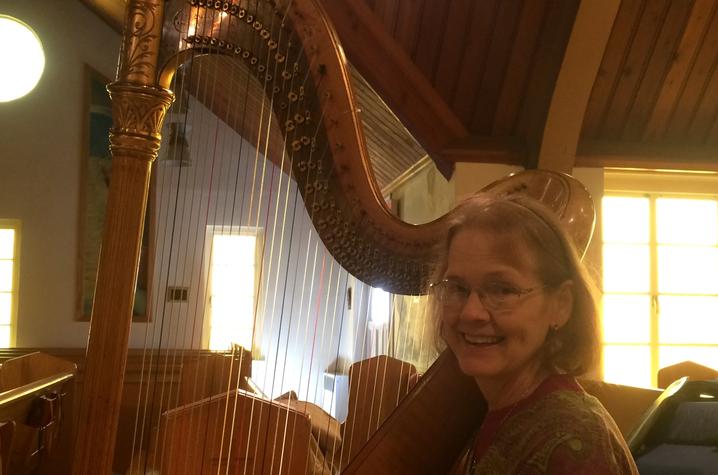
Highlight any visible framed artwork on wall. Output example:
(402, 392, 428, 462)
(77, 66, 153, 322)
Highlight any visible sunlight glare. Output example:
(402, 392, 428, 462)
(658, 246, 718, 294)
(0, 230, 14, 260)
(659, 296, 718, 344)
(602, 196, 649, 243)
(603, 345, 652, 387)
(0, 293, 10, 325)
(659, 346, 718, 372)
(603, 244, 650, 292)
(602, 294, 650, 343)
(656, 198, 718, 245)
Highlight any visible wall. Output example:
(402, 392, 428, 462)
(0, 0, 120, 347)
(138, 98, 373, 406)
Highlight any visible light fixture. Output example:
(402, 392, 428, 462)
(0, 15, 45, 102)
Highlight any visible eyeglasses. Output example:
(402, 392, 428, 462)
(429, 279, 544, 314)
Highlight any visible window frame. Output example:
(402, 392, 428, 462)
(202, 225, 262, 352)
(602, 169, 718, 387)
(0, 219, 20, 347)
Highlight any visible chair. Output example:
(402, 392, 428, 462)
(579, 379, 662, 437)
(339, 355, 418, 468)
(657, 360, 718, 389)
(628, 378, 718, 474)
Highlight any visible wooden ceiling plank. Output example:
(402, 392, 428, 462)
(412, 0, 451, 84)
(373, 0, 400, 36)
(686, 54, 718, 143)
(451, 1, 501, 126)
(706, 106, 718, 146)
(537, 0, 620, 173)
(319, 0, 467, 157)
(665, 7, 718, 142)
(492, 0, 548, 136)
(577, 140, 718, 171)
(580, 0, 646, 140)
(643, 0, 718, 141)
(469, 0, 525, 134)
(600, 0, 671, 140)
(517, 0, 581, 167)
(434, 0, 474, 104)
(621, 0, 695, 141)
(394, 0, 425, 57)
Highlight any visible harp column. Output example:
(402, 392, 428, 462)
(72, 1, 173, 474)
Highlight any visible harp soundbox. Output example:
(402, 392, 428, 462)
(72, 1, 595, 473)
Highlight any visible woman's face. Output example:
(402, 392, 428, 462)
(439, 228, 569, 386)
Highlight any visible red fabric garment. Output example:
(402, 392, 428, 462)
(461, 374, 638, 475)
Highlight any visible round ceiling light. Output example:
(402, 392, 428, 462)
(0, 15, 45, 102)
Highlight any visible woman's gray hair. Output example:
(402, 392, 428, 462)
(429, 192, 601, 376)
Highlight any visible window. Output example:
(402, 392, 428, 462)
(602, 171, 718, 387)
(205, 226, 260, 351)
(369, 287, 391, 328)
(0, 220, 20, 347)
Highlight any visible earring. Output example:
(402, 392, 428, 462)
(551, 323, 560, 331)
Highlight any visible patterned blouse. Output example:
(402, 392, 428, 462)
(454, 375, 639, 475)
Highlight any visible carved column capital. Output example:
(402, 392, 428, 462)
(107, 83, 174, 162)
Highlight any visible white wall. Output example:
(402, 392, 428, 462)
(0, 0, 120, 347)
(138, 98, 373, 405)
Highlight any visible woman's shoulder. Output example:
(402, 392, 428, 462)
(495, 375, 639, 474)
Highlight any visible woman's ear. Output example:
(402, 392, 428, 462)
(552, 280, 573, 328)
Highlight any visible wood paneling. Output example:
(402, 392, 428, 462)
(451, 1, 500, 126)
(643, 0, 718, 140)
(86, 0, 718, 172)
(350, 0, 579, 167)
(582, 0, 647, 139)
(0, 348, 239, 474)
(581, 0, 718, 169)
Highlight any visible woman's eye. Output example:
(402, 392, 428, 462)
(485, 282, 520, 296)
(447, 282, 470, 296)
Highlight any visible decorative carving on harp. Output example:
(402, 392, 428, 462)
(72, 1, 595, 474)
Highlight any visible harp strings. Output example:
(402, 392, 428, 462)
(124, 0, 435, 472)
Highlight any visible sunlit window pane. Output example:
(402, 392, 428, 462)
(656, 198, 718, 245)
(603, 344, 652, 387)
(602, 294, 651, 343)
(213, 234, 256, 264)
(208, 232, 257, 351)
(602, 196, 650, 243)
(658, 246, 718, 294)
(659, 296, 718, 344)
(603, 244, 650, 293)
(0, 229, 14, 259)
(0, 326, 10, 348)
(0, 293, 10, 325)
(659, 346, 718, 373)
(0, 261, 13, 292)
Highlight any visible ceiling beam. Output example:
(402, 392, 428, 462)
(318, 0, 467, 158)
(440, 136, 526, 166)
(576, 140, 718, 171)
(536, 0, 621, 173)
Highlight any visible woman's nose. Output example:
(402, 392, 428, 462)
(459, 290, 491, 321)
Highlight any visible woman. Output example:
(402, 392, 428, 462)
(431, 193, 638, 474)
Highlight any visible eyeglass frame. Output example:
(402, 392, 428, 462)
(429, 278, 549, 314)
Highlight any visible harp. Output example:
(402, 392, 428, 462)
(72, 1, 595, 473)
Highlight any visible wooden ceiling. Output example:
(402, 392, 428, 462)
(578, 0, 718, 169)
(82, 0, 718, 183)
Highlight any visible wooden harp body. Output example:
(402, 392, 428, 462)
(72, 1, 595, 473)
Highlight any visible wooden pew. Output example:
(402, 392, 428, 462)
(144, 389, 314, 474)
(0, 352, 76, 474)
